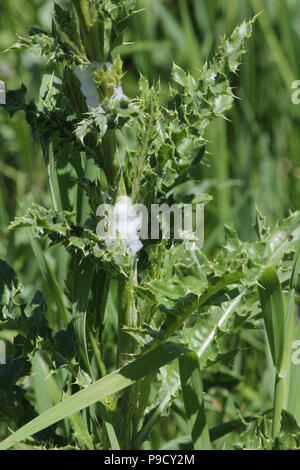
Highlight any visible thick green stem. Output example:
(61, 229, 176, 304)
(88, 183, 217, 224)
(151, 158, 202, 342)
(101, 130, 120, 188)
(77, 156, 95, 225)
(43, 141, 63, 212)
(72, 254, 95, 379)
(272, 290, 296, 438)
(88, 329, 107, 378)
(132, 374, 155, 448)
(131, 96, 155, 204)
(273, 373, 285, 439)
(71, 0, 138, 448)
(282, 290, 296, 403)
(71, 0, 102, 62)
(116, 264, 140, 449)
(117, 266, 138, 368)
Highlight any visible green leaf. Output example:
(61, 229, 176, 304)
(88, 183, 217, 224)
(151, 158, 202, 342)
(71, 254, 95, 379)
(0, 260, 20, 313)
(221, 20, 254, 73)
(254, 207, 269, 241)
(68, 411, 94, 450)
(1, 85, 27, 117)
(258, 267, 286, 371)
(280, 410, 300, 435)
(134, 295, 243, 448)
(54, 3, 84, 53)
(97, 402, 120, 450)
(30, 237, 69, 328)
(31, 352, 53, 414)
(209, 416, 257, 442)
(0, 342, 188, 450)
(181, 295, 244, 367)
(179, 352, 210, 450)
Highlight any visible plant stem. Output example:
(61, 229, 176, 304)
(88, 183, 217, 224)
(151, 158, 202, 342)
(272, 289, 296, 438)
(77, 156, 95, 225)
(72, 254, 95, 380)
(131, 96, 155, 204)
(88, 329, 107, 377)
(71, 0, 102, 62)
(43, 141, 63, 212)
(117, 265, 138, 367)
(272, 372, 285, 438)
(101, 130, 120, 187)
(116, 263, 139, 448)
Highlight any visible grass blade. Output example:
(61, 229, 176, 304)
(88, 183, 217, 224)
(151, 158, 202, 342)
(179, 352, 210, 450)
(31, 236, 69, 328)
(258, 267, 285, 371)
(31, 351, 53, 414)
(71, 254, 95, 379)
(0, 342, 188, 450)
(258, 267, 287, 438)
(250, 0, 294, 89)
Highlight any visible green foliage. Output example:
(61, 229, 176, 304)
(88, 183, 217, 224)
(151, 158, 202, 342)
(0, 0, 299, 451)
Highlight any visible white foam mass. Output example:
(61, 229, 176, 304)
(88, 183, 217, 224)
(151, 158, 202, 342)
(74, 62, 102, 110)
(107, 196, 143, 257)
(74, 62, 127, 110)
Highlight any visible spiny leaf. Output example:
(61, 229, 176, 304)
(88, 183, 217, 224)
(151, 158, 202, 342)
(0, 85, 27, 117)
(68, 410, 94, 450)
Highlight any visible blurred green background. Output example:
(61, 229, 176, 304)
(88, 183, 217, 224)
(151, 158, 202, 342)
(0, 0, 299, 448)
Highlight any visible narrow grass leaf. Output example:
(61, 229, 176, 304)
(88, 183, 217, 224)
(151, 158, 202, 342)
(31, 352, 53, 414)
(258, 267, 285, 371)
(71, 254, 95, 379)
(179, 352, 210, 450)
(0, 342, 188, 450)
(31, 237, 69, 327)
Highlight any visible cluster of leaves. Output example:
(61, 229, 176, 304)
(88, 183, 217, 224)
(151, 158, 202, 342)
(123, 20, 254, 206)
(7, 0, 136, 65)
(0, 257, 110, 449)
(232, 410, 300, 450)
(3, 15, 255, 195)
(131, 211, 300, 440)
(1, 206, 299, 449)
(0, 260, 56, 432)
(9, 203, 131, 277)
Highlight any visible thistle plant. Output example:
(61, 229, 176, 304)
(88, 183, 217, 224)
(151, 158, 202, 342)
(0, 0, 300, 451)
